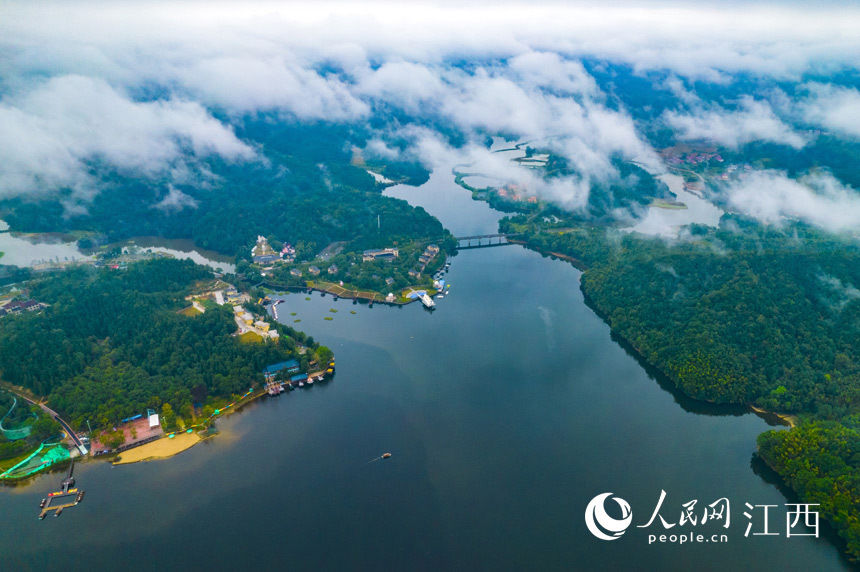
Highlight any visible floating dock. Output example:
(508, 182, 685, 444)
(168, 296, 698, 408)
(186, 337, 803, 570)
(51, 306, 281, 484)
(38, 461, 84, 519)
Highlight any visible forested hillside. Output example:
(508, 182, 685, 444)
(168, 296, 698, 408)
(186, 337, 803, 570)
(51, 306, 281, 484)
(502, 213, 860, 559)
(0, 122, 441, 261)
(0, 259, 308, 430)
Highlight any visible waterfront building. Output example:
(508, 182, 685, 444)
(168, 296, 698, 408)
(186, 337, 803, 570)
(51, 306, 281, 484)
(362, 248, 399, 262)
(263, 359, 301, 380)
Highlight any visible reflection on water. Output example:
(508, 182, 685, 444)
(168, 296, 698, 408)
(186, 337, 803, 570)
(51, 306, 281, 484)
(0, 227, 90, 267)
(124, 238, 236, 273)
(0, 223, 234, 273)
(384, 167, 503, 236)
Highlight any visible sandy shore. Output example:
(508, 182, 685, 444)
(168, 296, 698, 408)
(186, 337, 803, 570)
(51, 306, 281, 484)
(113, 432, 201, 464)
(749, 405, 798, 428)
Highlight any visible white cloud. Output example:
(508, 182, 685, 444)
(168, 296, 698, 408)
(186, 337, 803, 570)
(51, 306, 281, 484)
(723, 170, 860, 232)
(507, 52, 597, 96)
(818, 273, 860, 312)
(664, 98, 806, 149)
(0, 75, 254, 199)
(801, 83, 860, 139)
(0, 0, 858, 228)
(355, 61, 447, 112)
(3, 2, 858, 84)
(153, 185, 199, 212)
(183, 57, 369, 118)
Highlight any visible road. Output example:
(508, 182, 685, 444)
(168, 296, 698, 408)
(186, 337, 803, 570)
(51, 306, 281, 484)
(11, 391, 88, 455)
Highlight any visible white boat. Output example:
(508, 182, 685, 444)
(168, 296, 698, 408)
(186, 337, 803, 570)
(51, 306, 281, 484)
(420, 293, 435, 308)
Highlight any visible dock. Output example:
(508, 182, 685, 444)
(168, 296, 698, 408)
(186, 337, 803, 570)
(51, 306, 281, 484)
(38, 461, 84, 519)
(265, 379, 284, 396)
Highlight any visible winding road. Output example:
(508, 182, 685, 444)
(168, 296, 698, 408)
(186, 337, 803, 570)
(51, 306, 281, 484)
(8, 390, 87, 456)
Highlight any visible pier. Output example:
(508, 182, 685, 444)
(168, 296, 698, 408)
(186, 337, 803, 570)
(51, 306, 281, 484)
(38, 461, 84, 519)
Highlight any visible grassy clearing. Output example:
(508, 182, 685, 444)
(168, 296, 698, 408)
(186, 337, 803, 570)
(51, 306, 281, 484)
(238, 331, 264, 344)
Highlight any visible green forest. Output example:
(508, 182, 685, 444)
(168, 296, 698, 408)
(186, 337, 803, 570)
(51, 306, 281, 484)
(502, 212, 860, 559)
(0, 122, 442, 265)
(0, 259, 317, 434)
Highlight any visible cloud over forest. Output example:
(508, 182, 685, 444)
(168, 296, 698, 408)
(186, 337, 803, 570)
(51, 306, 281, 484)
(0, 1, 859, 232)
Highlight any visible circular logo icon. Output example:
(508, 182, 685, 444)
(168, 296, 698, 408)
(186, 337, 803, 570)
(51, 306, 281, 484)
(585, 492, 632, 541)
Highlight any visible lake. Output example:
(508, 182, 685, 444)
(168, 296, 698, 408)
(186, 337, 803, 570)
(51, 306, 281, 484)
(0, 226, 90, 267)
(0, 169, 848, 571)
(0, 226, 234, 273)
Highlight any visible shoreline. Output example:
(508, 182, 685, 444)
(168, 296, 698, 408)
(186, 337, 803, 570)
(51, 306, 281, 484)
(749, 405, 798, 428)
(113, 431, 202, 464)
(511, 236, 802, 430)
(263, 280, 438, 307)
(109, 387, 270, 465)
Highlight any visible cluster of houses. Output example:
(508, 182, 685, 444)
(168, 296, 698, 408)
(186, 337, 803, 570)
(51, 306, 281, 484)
(233, 304, 280, 340)
(185, 282, 278, 340)
(188, 283, 248, 308)
(296, 263, 338, 278)
(289, 262, 340, 280)
(662, 150, 725, 167)
(0, 299, 47, 318)
(496, 184, 538, 204)
(408, 244, 440, 279)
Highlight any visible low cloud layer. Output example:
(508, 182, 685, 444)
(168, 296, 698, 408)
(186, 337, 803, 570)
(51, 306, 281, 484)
(0, 75, 253, 199)
(664, 98, 807, 149)
(801, 83, 860, 139)
(0, 1, 858, 234)
(723, 170, 860, 233)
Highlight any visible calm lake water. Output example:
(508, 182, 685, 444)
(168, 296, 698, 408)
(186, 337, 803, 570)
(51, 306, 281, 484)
(0, 223, 233, 273)
(0, 227, 90, 267)
(121, 237, 237, 274)
(0, 170, 849, 571)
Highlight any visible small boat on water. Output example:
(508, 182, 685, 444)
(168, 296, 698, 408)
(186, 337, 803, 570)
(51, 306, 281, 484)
(382, 453, 392, 459)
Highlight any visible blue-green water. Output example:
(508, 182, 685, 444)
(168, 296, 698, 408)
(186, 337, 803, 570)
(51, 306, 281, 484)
(0, 170, 849, 570)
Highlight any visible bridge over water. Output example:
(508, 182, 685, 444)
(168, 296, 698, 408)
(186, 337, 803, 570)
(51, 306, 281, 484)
(454, 234, 521, 250)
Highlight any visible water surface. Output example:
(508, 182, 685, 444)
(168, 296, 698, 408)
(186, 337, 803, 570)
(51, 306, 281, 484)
(0, 172, 847, 571)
